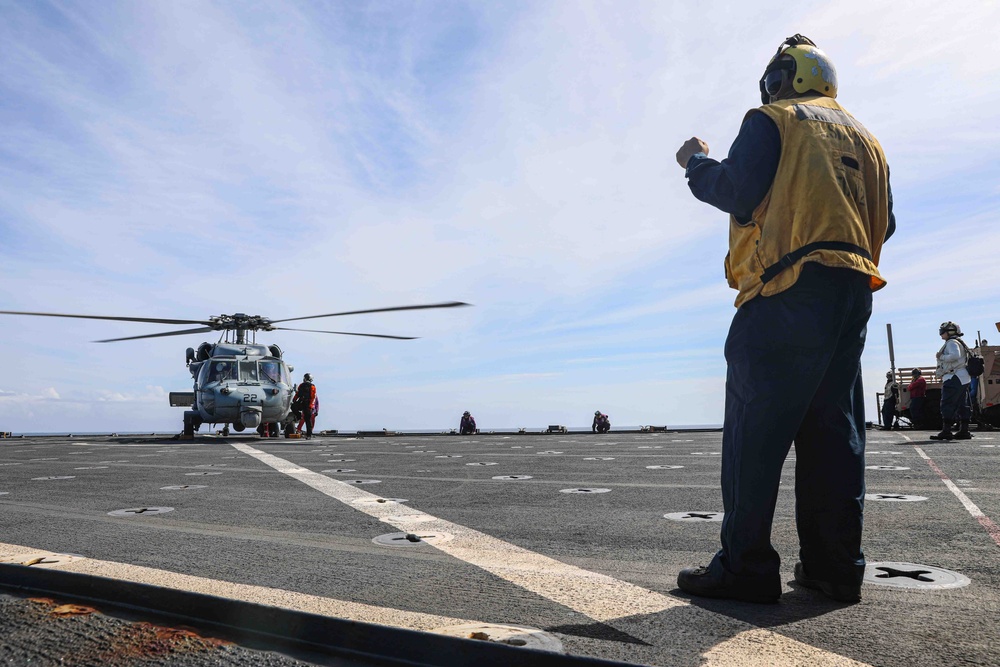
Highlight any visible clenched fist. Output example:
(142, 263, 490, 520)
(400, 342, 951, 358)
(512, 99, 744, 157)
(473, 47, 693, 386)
(676, 137, 709, 168)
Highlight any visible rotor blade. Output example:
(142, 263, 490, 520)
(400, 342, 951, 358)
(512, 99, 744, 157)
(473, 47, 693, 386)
(270, 301, 471, 324)
(0, 310, 212, 326)
(271, 326, 417, 340)
(94, 327, 217, 343)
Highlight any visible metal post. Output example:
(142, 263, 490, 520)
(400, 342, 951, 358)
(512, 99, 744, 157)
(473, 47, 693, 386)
(886, 323, 896, 381)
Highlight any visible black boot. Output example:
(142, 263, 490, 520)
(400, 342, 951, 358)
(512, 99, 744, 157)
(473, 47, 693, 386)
(954, 422, 974, 440)
(930, 425, 954, 441)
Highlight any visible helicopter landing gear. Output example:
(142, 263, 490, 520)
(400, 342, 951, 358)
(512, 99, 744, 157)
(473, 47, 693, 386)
(182, 411, 199, 439)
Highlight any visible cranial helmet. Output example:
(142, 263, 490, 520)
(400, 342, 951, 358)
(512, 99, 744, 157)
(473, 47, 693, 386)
(912, 368, 922, 376)
(886, 371, 894, 379)
(463, 411, 470, 416)
(760, 34, 838, 104)
(939, 321, 963, 337)
(303, 373, 313, 381)
(595, 410, 602, 416)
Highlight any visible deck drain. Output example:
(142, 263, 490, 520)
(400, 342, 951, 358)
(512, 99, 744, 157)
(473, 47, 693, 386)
(411, 451, 437, 454)
(560, 488, 611, 494)
(865, 493, 927, 502)
(435, 455, 463, 458)
(492, 475, 533, 480)
(353, 497, 407, 505)
(32, 476, 75, 481)
(864, 562, 970, 590)
(867, 451, 902, 455)
(100, 460, 129, 464)
(185, 472, 223, 476)
(372, 531, 453, 547)
(866, 465, 910, 471)
(161, 485, 207, 490)
(108, 507, 175, 517)
(74, 466, 109, 470)
(322, 468, 357, 473)
(538, 451, 563, 454)
(344, 479, 381, 485)
(327, 459, 356, 462)
(646, 465, 684, 470)
(466, 462, 498, 466)
(664, 511, 724, 522)
(584, 457, 615, 461)
(195, 464, 227, 468)
(429, 624, 563, 653)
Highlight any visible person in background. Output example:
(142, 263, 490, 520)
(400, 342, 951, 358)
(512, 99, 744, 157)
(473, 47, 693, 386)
(907, 369, 926, 429)
(674, 34, 894, 604)
(931, 322, 972, 441)
(592, 411, 611, 433)
(293, 373, 318, 439)
(881, 372, 898, 430)
(460, 411, 477, 435)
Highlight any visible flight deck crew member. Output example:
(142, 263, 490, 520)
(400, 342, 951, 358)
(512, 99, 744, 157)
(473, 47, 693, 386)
(907, 369, 926, 428)
(294, 373, 318, 439)
(881, 372, 898, 430)
(592, 411, 611, 433)
(674, 34, 895, 604)
(931, 322, 973, 441)
(459, 411, 477, 435)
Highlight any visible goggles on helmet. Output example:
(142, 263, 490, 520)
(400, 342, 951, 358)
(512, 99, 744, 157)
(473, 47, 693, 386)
(760, 59, 795, 103)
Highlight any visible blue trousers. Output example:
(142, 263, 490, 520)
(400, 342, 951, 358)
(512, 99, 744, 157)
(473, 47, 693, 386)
(940, 377, 971, 425)
(709, 265, 871, 589)
(909, 396, 925, 427)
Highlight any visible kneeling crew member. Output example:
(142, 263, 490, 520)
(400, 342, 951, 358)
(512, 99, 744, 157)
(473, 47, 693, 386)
(460, 411, 477, 435)
(592, 411, 611, 433)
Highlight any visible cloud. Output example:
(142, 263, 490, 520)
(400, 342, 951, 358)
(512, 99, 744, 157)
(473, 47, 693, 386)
(1, 1, 998, 431)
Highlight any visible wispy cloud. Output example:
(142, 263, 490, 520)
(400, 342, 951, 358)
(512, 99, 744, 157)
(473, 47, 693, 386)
(1, 1, 998, 432)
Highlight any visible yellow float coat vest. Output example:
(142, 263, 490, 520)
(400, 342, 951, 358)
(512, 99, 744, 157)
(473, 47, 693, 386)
(724, 95, 890, 308)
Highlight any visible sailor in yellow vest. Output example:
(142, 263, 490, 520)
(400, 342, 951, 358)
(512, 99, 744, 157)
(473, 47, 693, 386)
(674, 35, 895, 604)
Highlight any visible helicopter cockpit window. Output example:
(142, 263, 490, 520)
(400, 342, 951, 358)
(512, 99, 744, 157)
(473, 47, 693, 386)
(259, 361, 281, 384)
(206, 361, 238, 384)
(239, 361, 259, 383)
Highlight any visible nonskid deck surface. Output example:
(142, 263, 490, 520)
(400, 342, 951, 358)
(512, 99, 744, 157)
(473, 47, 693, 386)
(1, 430, 998, 666)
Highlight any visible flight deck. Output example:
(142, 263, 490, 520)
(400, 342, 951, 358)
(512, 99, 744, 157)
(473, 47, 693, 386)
(1, 429, 998, 666)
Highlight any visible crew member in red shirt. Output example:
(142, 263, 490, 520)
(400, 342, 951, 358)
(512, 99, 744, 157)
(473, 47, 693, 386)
(293, 373, 318, 439)
(907, 368, 926, 429)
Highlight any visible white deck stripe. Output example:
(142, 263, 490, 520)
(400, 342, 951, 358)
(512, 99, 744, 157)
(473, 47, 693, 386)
(231, 442, 872, 666)
(0, 541, 471, 630)
(229, 442, 680, 621)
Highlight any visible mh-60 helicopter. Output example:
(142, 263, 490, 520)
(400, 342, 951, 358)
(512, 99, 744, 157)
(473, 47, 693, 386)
(0, 302, 469, 438)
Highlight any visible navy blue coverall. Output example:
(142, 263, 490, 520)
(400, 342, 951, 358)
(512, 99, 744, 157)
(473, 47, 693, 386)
(686, 111, 895, 590)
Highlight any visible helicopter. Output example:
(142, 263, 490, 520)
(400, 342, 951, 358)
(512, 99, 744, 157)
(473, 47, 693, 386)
(0, 302, 469, 438)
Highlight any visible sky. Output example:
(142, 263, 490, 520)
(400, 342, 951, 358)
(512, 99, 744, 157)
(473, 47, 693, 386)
(1, 0, 999, 434)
